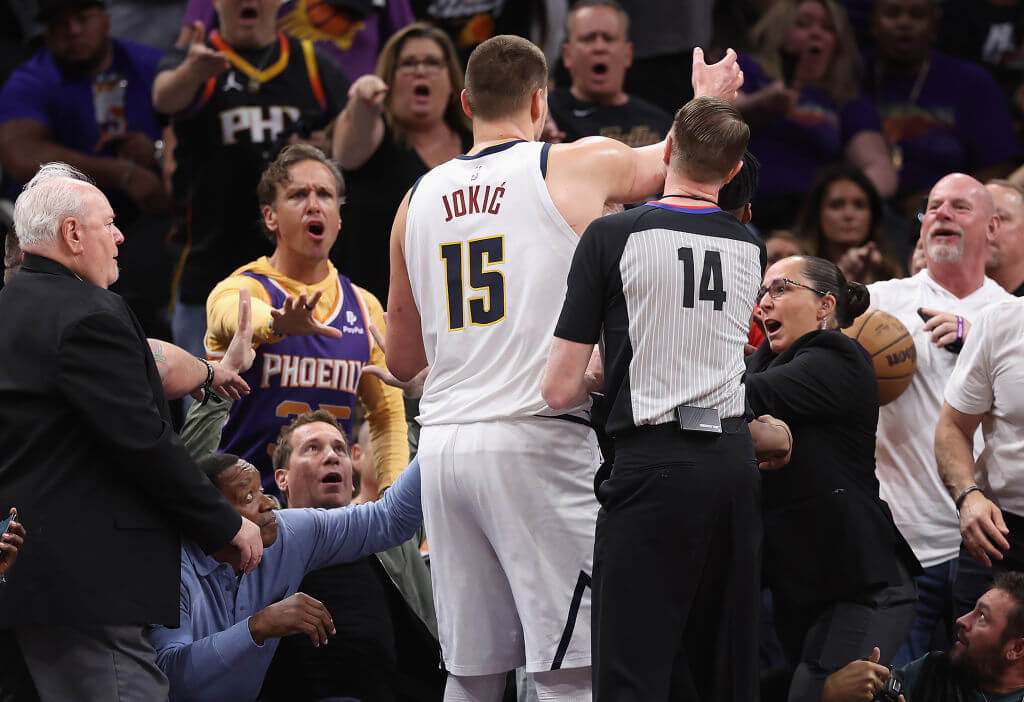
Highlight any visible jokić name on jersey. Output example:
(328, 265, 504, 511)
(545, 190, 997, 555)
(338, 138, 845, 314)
(441, 183, 507, 221)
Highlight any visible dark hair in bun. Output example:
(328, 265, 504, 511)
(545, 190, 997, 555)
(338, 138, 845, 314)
(798, 256, 871, 328)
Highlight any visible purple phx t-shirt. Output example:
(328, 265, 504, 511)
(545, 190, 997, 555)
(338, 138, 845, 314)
(738, 53, 882, 199)
(182, 0, 414, 80)
(0, 38, 163, 166)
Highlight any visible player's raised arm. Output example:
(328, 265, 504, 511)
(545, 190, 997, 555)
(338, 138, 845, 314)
(385, 189, 428, 382)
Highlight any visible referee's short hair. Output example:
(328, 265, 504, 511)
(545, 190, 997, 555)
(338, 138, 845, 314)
(670, 97, 750, 184)
(465, 35, 548, 121)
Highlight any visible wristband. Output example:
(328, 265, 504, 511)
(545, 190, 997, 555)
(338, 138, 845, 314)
(197, 357, 217, 406)
(955, 485, 982, 513)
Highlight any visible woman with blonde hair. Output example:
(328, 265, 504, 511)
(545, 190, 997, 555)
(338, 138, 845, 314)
(333, 22, 472, 301)
(736, 0, 896, 230)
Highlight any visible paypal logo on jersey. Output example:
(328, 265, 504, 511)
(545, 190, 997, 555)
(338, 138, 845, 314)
(342, 309, 364, 335)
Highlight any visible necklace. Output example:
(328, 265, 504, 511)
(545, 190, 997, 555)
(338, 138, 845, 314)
(875, 55, 931, 171)
(209, 31, 289, 94)
(246, 41, 278, 93)
(661, 192, 720, 207)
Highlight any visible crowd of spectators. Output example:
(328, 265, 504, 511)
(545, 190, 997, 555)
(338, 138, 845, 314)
(4, 0, 1024, 700)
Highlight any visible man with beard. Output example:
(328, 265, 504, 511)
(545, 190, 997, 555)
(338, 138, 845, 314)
(0, 0, 173, 335)
(867, 173, 1014, 665)
(822, 572, 1024, 701)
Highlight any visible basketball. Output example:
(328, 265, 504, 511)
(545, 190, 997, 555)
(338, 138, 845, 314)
(306, 0, 355, 36)
(842, 308, 916, 405)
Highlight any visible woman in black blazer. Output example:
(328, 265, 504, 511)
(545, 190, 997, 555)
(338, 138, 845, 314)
(746, 255, 921, 702)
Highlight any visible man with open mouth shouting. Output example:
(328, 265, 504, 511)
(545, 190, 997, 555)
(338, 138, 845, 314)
(202, 144, 409, 506)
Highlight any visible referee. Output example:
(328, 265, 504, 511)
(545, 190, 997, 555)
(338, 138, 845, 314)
(542, 97, 766, 701)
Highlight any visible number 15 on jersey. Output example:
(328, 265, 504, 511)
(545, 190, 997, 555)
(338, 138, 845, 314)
(440, 235, 506, 330)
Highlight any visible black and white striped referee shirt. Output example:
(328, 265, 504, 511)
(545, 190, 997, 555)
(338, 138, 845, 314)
(554, 201, 766, 435)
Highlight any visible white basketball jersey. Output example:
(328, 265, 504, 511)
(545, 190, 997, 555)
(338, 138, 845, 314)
(405, 140, 582, 426)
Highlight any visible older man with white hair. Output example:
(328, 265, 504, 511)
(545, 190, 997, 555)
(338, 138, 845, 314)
(867, 172, 1014, 665)
(0, 163, 264, 701)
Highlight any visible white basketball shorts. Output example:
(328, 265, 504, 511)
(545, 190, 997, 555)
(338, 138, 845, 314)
(418, 416, 601, 676)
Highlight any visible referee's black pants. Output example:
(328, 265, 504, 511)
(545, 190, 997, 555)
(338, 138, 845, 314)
(592, 421, 762, 702)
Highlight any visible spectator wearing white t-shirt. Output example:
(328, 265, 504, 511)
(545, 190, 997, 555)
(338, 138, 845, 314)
(867, 173, 1014, 666)
(936, 296, 1024, 621)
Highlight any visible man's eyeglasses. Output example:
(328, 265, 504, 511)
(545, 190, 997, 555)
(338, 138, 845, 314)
(755, 278, 830, 305)
(397, 57, 445, 74)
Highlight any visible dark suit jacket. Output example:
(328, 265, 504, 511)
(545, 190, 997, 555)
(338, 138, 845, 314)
(0, 254, 241, 628)
(745, 330, 921, 613)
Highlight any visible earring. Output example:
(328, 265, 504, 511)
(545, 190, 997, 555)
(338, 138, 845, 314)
(820, 318, 828, 330)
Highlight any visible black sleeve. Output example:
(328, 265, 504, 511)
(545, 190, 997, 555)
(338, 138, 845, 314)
(744, 340, 865, 422)
(316, 48, 350, 117)
(156, 45, 188, 74)
(554, 218, 614, 344)
(56, 311, 241, 554)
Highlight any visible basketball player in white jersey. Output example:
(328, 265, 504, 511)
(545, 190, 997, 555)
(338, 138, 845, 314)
(384, 36, 743, 701)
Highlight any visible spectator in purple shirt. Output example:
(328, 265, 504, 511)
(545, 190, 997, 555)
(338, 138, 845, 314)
(736, 0, 897, 232)
(864, 0, 1022, 220)
(0, 0, 173, 336)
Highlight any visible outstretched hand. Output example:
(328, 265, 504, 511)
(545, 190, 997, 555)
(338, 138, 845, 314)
(270, 291, 344, 339)
(361, 320, 428, 398)
(692, 47, 744, 102)
(183, 21, 230, 82)
(204, 288, 256, 401)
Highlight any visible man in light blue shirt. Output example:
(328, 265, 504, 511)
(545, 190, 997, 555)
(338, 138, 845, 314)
(148, 442, 422, 702)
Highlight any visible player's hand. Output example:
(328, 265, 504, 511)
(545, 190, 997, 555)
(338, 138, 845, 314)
(183, 21, 230, 82)
(837, 242, 883, 282)
(692, 47, 744, 102)
(361, 321, 427, 398)
(821, 647, 891, 702)
(960, 489, 1010, 568)
(270, 291, 344, 339)
(0, 508, 25, 576)
(920, 308, 971, 348)
(122, 165, 171, 213)
(542, 111, 566, 143)
(749, 414, 792, 470)
(249, 592, 336, 646)
(229, 516, 263, 575)
(349, 74, 389, 111)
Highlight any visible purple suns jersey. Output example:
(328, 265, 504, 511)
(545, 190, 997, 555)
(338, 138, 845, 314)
(218, 271, 373, 496)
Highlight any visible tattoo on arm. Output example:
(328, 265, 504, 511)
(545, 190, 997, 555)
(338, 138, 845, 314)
(152, 341, 167, 364)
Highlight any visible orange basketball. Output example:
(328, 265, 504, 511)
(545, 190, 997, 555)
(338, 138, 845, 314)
(842, 308, 916, 405)
(306, 0, 355, 36)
